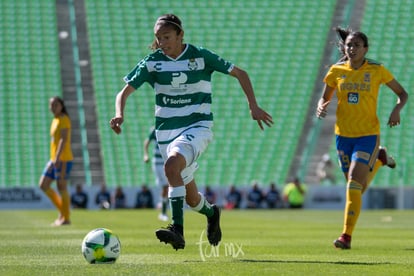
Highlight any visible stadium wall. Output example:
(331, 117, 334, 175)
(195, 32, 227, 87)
(1, 186, 413, 210)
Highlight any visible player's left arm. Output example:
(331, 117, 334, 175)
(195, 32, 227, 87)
(143, 138, 150, 163)
(385, 79, 409, 127)
(229, 66, 273, 130)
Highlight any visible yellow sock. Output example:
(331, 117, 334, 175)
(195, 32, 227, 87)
(60, 190, 70, 221)
(44, 188, 62, 210)
(342, 180, 363, 236)
(363, 160, 382, 194)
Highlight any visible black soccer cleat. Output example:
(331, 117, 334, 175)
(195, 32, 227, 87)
(155, 224, 185, 251)
(207, 205, 222, 246)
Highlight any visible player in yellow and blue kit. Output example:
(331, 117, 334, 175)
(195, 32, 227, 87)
(39, 96, 73, 226)
(316, 27, 408, 249)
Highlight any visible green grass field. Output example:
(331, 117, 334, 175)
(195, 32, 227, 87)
(1, 209, 413, 275)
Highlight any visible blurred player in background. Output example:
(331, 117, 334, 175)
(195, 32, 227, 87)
(143, 126, 169, 221)
(39, 96, 73, 226)
(316, 27, 408, 249)
(110, 14, 273, 250)
(316, 153, 336, 185)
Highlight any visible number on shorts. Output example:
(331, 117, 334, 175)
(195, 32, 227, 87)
(339, 153, 350, 169)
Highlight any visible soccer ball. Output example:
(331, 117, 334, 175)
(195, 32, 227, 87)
(81, 228, 121, 264)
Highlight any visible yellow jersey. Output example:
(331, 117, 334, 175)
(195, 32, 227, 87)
(324, 59, 394, 137)
(50, 114, 73, 161)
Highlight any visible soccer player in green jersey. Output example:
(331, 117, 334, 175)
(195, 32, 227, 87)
(316, 27, 408, 249)
(110, 14, 273, 250)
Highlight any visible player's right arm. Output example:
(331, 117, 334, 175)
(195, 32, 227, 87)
(110, 84, 135, 134)
(316, 84, 335, 119)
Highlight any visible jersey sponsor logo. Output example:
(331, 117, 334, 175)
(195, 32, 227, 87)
(347, 92, 359, 104)
(171, 72, 188, 88)
(162, 96, 192, 105)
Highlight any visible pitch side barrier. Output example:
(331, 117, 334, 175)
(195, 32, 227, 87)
(0, 186, 413, 210)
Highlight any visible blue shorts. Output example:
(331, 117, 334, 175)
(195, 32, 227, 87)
(42, 160, 73, 180)
(335, 135, 379, 173)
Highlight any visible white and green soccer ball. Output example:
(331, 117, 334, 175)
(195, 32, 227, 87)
(81, 228, 121, 264)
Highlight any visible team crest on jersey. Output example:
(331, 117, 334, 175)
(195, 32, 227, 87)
(188, 59, 198, 71)
(364, 73, 370, 83)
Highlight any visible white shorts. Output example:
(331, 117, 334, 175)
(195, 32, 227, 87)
(158, 125, 213, 185)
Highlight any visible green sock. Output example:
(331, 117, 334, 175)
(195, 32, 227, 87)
(200, 203, 214, 218)
(193, 194, 214, 217)
(170, 196, 184, 226)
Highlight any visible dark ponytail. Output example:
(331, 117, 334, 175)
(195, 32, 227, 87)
(335, 27, 352, 61)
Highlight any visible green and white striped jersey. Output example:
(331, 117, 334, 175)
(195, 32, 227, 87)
(124, 44, 234, 144)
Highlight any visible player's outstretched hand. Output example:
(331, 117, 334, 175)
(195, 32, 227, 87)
(109, 117, 123, 134)
(387, 109, 401, 128)
(316, 101, 330, 119)
(250, 106, 273, 130)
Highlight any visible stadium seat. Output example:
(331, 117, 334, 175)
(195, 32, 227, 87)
(84, 0, 336, 187)
(0, 0, 58, 187)
(5, 0, 412, 189)
(360, 0, 414, 186)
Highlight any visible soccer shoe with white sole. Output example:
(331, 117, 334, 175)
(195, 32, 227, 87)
(378, 146, 396, 169)
(155, 224, 185, 250)
(333, 233, 351, 249)
(158, 213, 169, 222)
(207, 205, 222, 246)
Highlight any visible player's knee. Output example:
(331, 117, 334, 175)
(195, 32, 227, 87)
(39, 178, 51, 191)
(164, 155, 185, 181)
(39, 184, 48, 192)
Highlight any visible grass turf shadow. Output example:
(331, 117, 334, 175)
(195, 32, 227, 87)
(239, 259, 392, 265)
